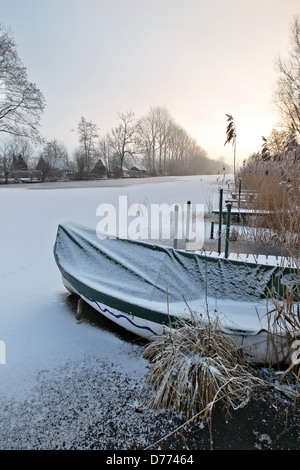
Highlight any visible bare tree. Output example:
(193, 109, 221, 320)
(73, 147, 86, 180)
(77, 117, 99, 176)
(42, 139, 68, 163)
(169, 123, 189, 162)
(97, 134, 113, 176)
(36, 139, 69, 181)
(136, 107, 173, 174)
(0, 136, 31, 182)
(136, 106, 216, 175)
(14, 136, 34, 167)
(0, 140, 14, 183)
(0, 24, 45, 141)
(108, 111, 136, 175)
(274, 15, 300, 136)
(262, 127, 290, 158)
(136, 111, 158, 174)
(151, 107, 172, 172)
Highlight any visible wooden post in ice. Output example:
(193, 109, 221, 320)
(225, 202, 232, 259)
(76, 298, 84, 321)
(210, 221, 214, 239)
(218, 188, 223, 255)
(174, 204, 179, 249)
(185, 201, 191, 250)
(238, 179, 242, 209)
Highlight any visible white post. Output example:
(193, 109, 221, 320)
(0, 340, 6, 365)
(174, 204, 179, 249)
(185, 201, 191, 250)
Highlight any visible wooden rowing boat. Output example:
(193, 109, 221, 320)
(54, 222, 299, 364)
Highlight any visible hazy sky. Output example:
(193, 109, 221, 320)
(1, 0, 299, 166)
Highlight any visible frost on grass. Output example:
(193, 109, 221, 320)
(143, 316, 265, 423)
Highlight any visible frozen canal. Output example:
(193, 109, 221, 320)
(0, 175, 219, 450)
(0, 175, 299, 450)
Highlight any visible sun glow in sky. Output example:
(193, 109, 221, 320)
(0, 0, 299, 167)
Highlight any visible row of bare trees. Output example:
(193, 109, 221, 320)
(1, 109, 227, 182)
(2, 14, 300, 181)
(0, 22, 227, 182)
(73, 108, 226, 178)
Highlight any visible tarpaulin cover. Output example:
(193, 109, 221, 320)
(54, 222, 299, 333)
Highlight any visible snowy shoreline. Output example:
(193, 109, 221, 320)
(0, 175, 179, 190)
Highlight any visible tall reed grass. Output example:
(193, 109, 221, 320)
(239, 158, 299, 256)
(239, 153, 299, 369)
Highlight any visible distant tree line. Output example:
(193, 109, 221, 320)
(72, 109, 229, 180)
(0, 109, 229, 183)
(0, 23, 229, 182)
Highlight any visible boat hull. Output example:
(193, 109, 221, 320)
(63, 276, 163, 339)
(54, 222, 298, 365)
(62, 276, 292, 365)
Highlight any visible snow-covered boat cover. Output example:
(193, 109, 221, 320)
(54, 222, 299, 334)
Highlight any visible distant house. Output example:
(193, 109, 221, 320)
(122, 166, 130, 178)
(36, 156, 68, 181)
(12, 155, 28, 171)
(10, 155, 33, 181)
(121, 164, 148, 178)
(10, 169, 42, 183)
(0, 154, 42, 183)
(90, 159, 106, 178)
(129, 165, 147, 177)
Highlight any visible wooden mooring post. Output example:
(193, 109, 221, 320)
(238, 179, 242, 209)
(174, 204, 179, 249)
(218, 188, 223, 255)
(76, 298, 84, 321)
(185, 201, 191, 249)
(225, 202, 232, 259)
(210, 221, 214, 239)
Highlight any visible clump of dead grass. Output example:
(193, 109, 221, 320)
(143, 316, 264, 424)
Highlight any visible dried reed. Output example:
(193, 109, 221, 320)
(239, 161, 299, 255)
(143, 316, 264, 423)
(237, 154, 300, 368)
